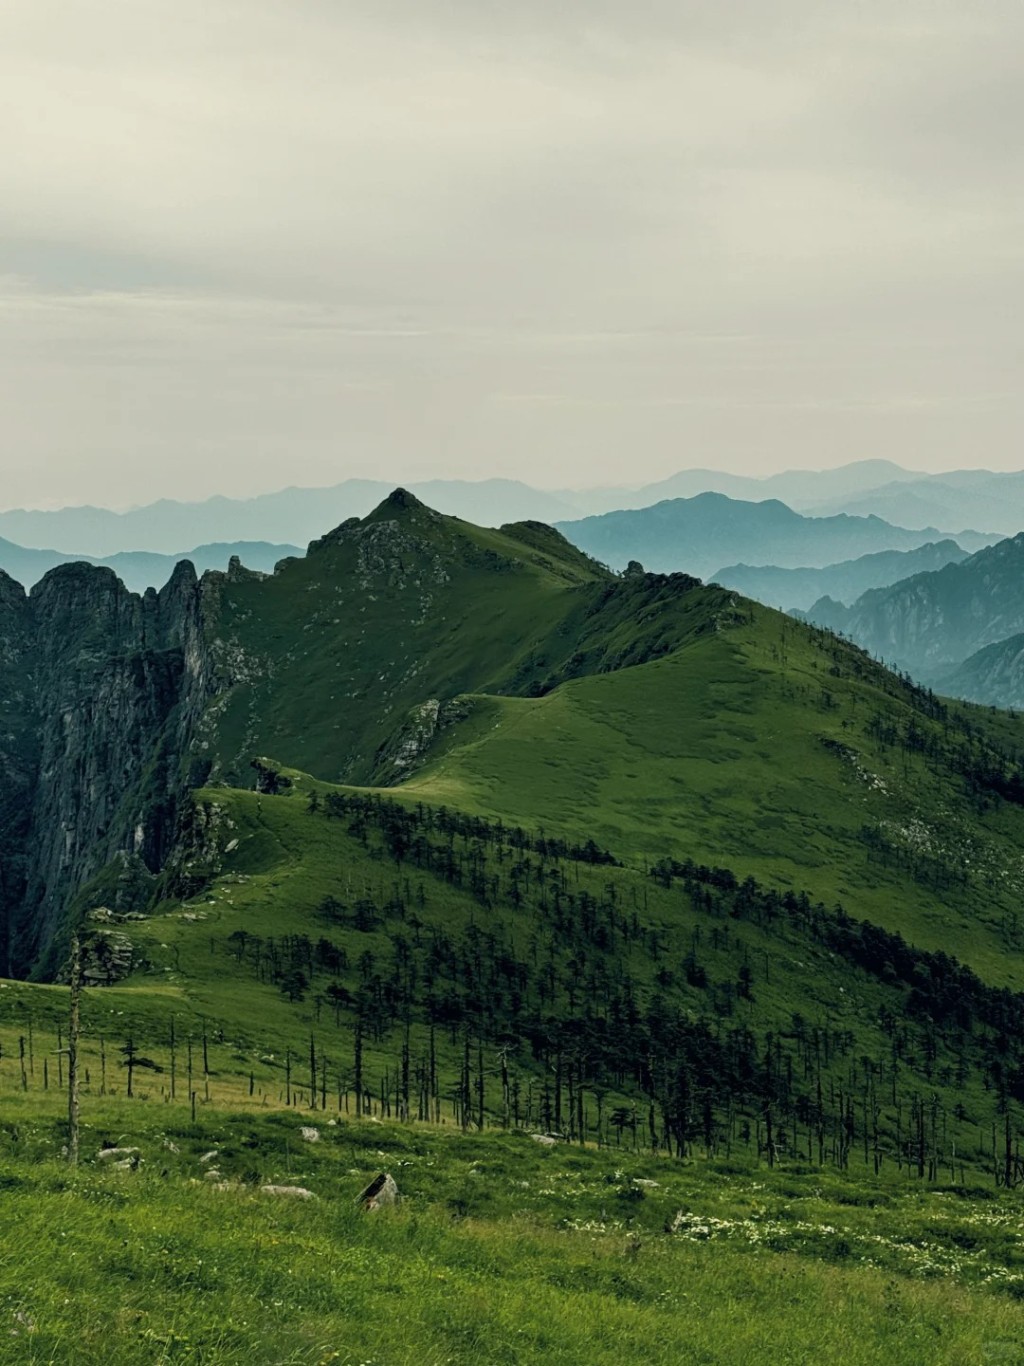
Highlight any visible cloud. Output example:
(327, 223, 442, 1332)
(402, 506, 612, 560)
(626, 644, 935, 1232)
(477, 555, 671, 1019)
(0, 1, 1021, 506)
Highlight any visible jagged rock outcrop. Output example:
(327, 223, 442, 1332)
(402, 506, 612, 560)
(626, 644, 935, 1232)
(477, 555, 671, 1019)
(0, 559, 217, 976)
(370, 697, 475, 783)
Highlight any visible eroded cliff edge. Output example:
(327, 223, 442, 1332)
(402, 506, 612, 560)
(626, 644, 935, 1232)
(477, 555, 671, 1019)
(0, 559, 216, 976)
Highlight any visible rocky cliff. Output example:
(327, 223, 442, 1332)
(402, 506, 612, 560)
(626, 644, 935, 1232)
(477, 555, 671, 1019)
(0, 559, 216, 976)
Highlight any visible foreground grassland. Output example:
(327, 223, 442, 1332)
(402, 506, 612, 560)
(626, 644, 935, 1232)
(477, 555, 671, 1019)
(2, 1096, 1024, 1365)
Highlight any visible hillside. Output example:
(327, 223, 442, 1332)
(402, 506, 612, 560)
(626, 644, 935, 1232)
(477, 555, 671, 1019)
(712, 540, 967, 611)
(806, 533, 1024, 684)
(4, 1092, 1024, 1364)
(555, 494, 995, 577)
(6, 489, 1024, 988)
(0, 491, 730, 974)
(7, 490, 1024, 1356)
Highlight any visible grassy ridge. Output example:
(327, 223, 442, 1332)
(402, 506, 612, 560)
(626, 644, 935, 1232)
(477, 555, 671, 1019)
(405, 604, 1024, 986)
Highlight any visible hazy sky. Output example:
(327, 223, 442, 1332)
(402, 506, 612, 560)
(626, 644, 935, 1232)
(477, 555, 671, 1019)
(2, 1, 1021, 509)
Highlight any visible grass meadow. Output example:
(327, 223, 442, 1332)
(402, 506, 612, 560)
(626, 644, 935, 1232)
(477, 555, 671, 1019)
(2, 1090, 1024, 1364)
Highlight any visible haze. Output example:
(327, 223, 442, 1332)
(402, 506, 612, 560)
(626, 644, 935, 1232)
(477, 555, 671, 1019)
(2, 1, 1021, 510)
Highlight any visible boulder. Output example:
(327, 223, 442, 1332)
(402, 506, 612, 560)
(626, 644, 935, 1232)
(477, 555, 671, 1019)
(261, 1185, 316, 1200)
(356, 1172, 400, 1211)
(97, 1146, 140, 1162)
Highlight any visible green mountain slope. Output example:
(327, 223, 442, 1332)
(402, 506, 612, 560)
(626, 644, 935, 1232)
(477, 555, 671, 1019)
(8, 489, 1024, 1233)
(200, 491, 731, 787)
(6, 486, 1024, 995)
(6, 752, 1020, 1194)
(398, 604, 1024, 985)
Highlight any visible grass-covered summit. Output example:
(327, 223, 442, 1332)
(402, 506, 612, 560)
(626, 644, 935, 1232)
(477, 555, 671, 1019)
(199, 488, 730, 787)
(161, 490, 1024, 991)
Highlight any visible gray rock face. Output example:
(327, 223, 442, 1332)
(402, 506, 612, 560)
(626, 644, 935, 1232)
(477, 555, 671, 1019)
(356, 1172, 400, 1210)
(0, 559, 218, 976)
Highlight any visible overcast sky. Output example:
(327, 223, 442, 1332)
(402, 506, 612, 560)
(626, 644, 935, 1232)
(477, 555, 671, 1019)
(1, 1, 1021, 509)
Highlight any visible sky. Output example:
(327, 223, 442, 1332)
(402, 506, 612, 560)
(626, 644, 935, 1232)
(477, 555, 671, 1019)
(1, 1, 1021, 510)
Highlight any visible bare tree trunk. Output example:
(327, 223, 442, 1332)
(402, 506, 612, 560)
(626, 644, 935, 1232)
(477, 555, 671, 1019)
(67, 934, 82, 1166)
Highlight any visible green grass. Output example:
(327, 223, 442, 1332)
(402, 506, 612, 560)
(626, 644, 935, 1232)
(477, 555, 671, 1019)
(3, 1094, 1024, 1364)
(11, 498, 1024, 1358)
(0, 771, 1015, 1186)
(404, 604, 1024, 987)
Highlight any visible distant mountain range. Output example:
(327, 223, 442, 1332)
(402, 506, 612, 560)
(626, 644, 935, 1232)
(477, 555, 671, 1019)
(0, 481, 582, 558)
(803, 470, 1024, 535)
(555, 494, 997, 579)
(586, 463, 1024, 536)
(3, 460, 1022, 557)
(938, 635, 1024, 712)
(559, 458, 922, 517)
(805, 534, 1024, 683)
(0, 538, 302, 593)
(711, 540, 969, 612)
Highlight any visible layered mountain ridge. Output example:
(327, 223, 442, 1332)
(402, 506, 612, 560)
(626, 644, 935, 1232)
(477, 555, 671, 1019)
(711, 539, 969, 611)
(556, 493, 996, 577)
(806, 533, 1024, 683)
(5, 487, 1024, 1002)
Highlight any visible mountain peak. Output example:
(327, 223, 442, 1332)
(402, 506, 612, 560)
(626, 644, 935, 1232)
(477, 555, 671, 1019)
(360, 486, 436, 528)
(380, 487, 427, 514)
(307, 488, 438, 554)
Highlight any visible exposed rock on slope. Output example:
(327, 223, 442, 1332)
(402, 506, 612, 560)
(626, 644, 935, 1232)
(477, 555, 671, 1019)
(0, 559, 215, 975)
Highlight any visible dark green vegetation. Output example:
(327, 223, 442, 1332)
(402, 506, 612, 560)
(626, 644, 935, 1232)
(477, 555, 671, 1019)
(555, 492, 996, 576)
(35, 772, 1024, 1185)
(5, 489, 1024, 1360)
(713, 539, 967, 612)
